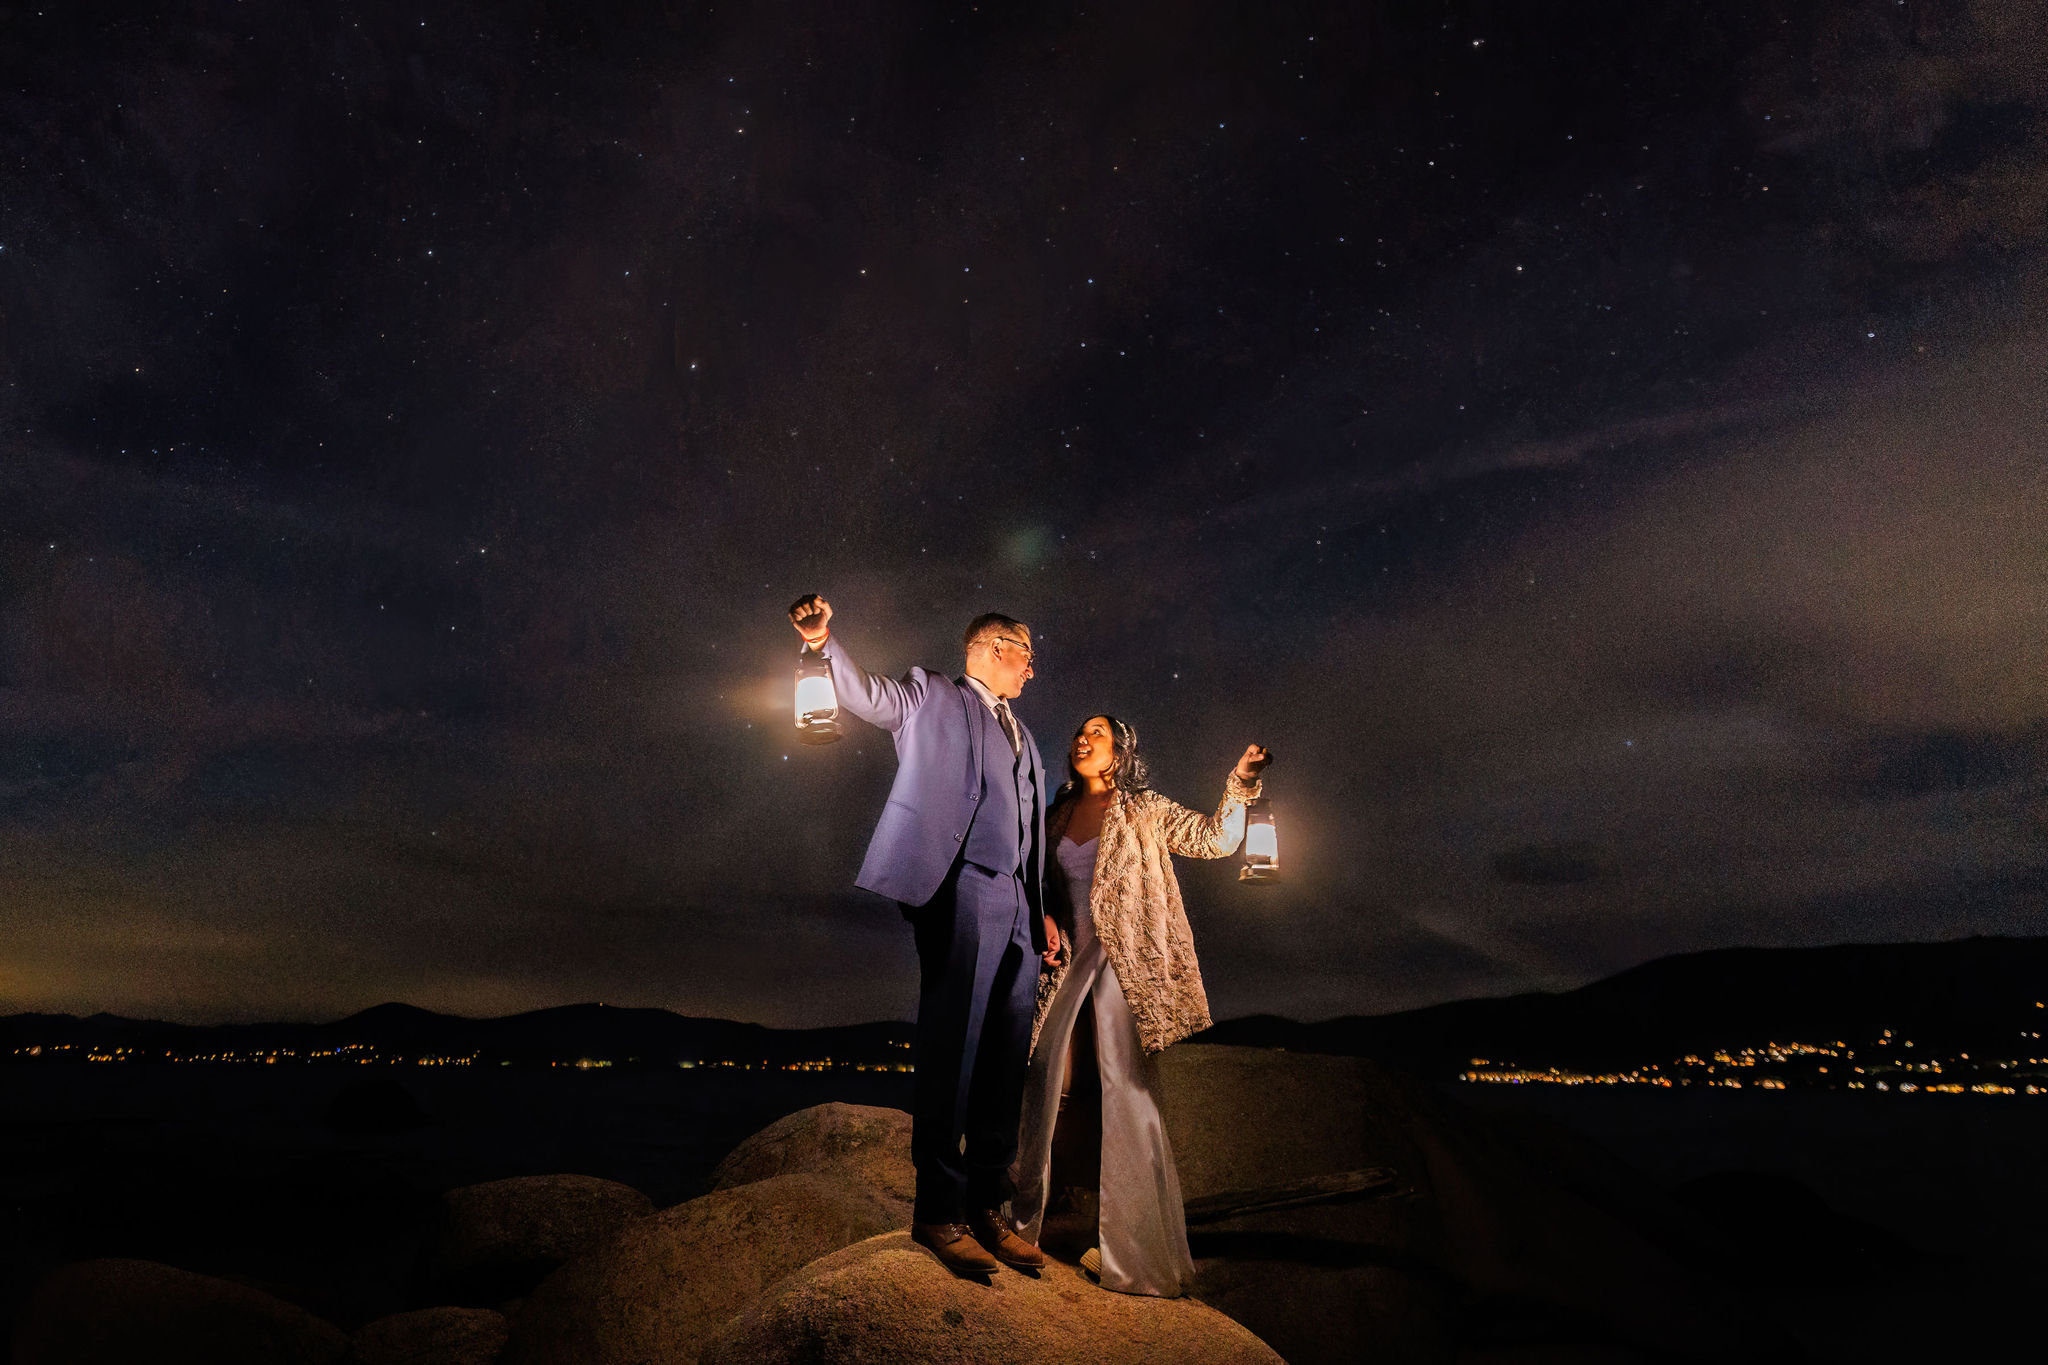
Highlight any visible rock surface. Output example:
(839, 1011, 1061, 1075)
(698, 1230, 1285, 1365)
(11, 1257, 348, 1365)
(429, 1174, 653, 1303)
(348, 1307, 508, 1365)
(710, 1101, 914, 1206)
(1155, 1045, 1775, 1365)
(501, 1173, 904, 1365)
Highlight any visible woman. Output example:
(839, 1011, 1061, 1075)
(1010, 714, 1269, 1296)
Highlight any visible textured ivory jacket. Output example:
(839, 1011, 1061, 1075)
(1032, 771, 1262, 1057)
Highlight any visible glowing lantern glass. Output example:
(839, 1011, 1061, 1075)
(794, 645, 841, 744)
(1239, 797, 1279, 883)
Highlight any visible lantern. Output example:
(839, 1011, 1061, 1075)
(1239, 797, 1279, 883)
(794, 644, 841, 744)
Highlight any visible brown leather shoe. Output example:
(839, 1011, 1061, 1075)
(969, 1209, 1047, 1270)
(912, 1221, 999, 1276)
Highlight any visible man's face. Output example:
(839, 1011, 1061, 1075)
(986, 630, 1035, 699)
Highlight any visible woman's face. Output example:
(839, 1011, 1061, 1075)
(1071, 716, 1117, 781)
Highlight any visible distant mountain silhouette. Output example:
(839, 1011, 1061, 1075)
(1194, 935, 2048, 1076)
(12, 935, 2048, 1078)
(0, 1002, 914, 1068)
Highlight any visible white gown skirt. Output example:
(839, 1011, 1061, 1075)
(1010, 860, 1196, 1297)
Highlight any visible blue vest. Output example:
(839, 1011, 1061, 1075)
(963, 697, 1038, 876)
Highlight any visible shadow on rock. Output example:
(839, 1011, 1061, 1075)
(501, 1173, 905, 1365)
(11, 1258, 347, 1365)
(422, 1174, 653, 1307)
(346, 1306, 507, 1365)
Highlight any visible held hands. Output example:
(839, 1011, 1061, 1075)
(1042, 915, 1062, 967)
(788, 594, 833, 646)
(1233, 744, 1273, 783)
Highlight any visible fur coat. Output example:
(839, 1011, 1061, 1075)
(1031, 771, 1262, 1057)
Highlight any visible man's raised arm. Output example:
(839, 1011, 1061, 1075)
(788, 594, 926, 733)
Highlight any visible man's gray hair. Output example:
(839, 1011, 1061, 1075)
(963, 612, 1030, 655)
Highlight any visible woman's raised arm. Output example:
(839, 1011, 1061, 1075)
(1153, 769, 1264, 859)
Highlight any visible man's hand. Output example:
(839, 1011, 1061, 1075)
(1041, 916, 1062, 967)
(789, 594, 832, 645)
(1233, 744, 1273, 783)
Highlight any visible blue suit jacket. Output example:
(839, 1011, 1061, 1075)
(818, 635, 1048, 944)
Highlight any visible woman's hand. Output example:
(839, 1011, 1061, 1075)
(1041, 916, 1063, 967)
(1233, 744, 1273, 783)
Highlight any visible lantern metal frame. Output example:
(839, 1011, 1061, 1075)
(1239, 795, 1280, 883)
(794, 644, 842, 744)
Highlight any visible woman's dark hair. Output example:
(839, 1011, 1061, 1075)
(1055, 714, 1150, 806)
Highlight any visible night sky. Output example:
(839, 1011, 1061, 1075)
(6, 1, 2048, 1027)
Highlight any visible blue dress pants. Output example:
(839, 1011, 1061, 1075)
(907, 858, 1040, 1225)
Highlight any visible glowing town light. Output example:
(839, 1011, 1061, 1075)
(1240, 797, 1280, 883)
(795, 644, 841, 744)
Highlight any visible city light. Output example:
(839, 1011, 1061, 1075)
(1457, 1011, 2048, 1095)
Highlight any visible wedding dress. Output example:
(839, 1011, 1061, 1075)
(1009, 833, 1197, 1297)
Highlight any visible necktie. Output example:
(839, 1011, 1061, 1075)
(994, 700, 1021, 756)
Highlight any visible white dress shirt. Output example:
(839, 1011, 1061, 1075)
(963, 675, 1021, 755)
(961, 674, 1005, 714)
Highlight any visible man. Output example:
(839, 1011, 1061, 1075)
(788, 593, 1056, 1277)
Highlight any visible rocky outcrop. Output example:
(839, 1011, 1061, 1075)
(347, 1307, 508, 1365)
(11, 1258, 348, 1365)
(1155, 1044, 1775, 1365)
(500, 1173, 903, 1365)
(11, 1067, 1791, 1365)
(698, 1230, 1285, 1365)
(710, 1101, 914, 1206)
(427, 1173, 652, 1304)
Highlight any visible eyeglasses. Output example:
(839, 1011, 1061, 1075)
(994, 636, 1036, 663)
